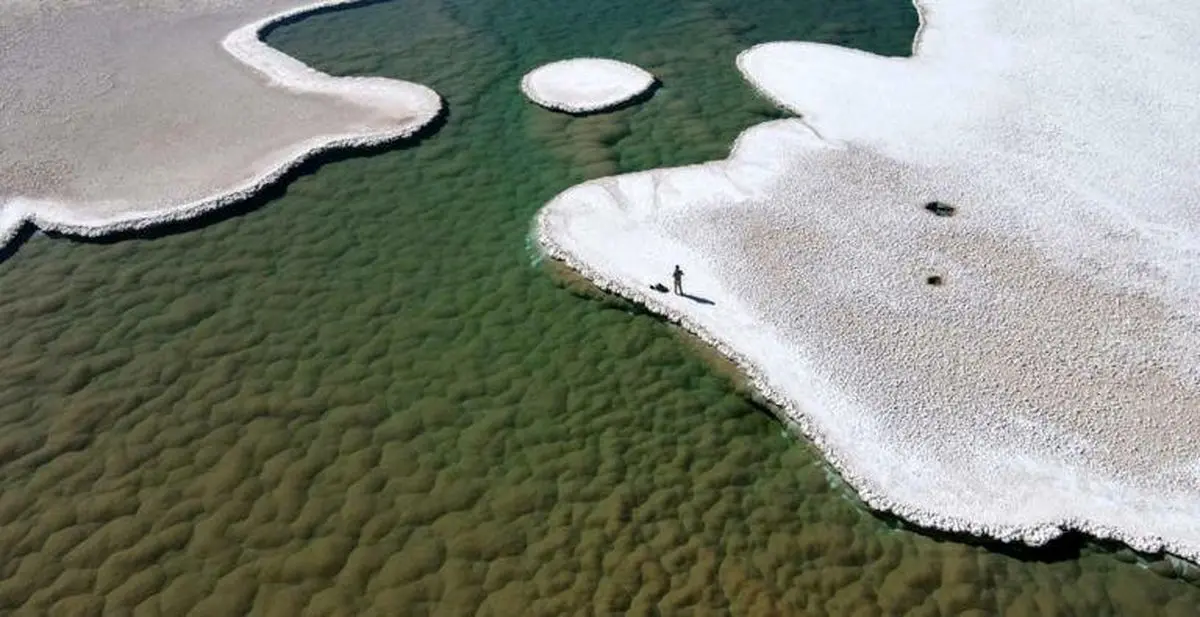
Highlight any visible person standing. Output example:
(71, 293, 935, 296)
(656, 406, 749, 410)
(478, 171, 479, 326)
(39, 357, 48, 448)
(672, 264, 684, 295)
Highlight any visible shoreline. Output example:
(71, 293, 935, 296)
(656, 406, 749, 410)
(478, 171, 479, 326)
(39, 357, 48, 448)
(0, 0, 442, 253)
(535, 0, 1200, 563)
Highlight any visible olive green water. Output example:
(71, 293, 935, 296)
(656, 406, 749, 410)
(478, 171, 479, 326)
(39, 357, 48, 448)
(0, 0, 1197, 615)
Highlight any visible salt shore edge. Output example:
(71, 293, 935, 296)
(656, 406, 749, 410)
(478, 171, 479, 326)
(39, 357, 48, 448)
(0, 0, 443, 253)
(533, 0, 1200, 566)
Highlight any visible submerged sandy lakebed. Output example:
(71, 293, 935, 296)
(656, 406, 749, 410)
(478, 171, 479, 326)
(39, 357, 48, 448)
(0, 0, 440, 246)
(537, 0, 1200, 560)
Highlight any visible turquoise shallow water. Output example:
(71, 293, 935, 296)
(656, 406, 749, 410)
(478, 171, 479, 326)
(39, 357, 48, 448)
(0, 0, 1198, 614)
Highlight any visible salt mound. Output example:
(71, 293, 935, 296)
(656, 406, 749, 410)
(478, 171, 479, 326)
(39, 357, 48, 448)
(536, 0, 1200, 560)
(0, 0, 442, 251)
(520, 58, 655, 114)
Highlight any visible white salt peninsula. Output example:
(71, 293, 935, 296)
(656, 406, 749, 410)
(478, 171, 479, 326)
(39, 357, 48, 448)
(520, 58, 655, 114)
(537, 0, 1200, 561)
(0, 0, 441, 250)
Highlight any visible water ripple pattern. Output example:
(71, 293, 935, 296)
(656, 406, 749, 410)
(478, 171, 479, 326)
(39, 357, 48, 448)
(0, 0, 1197, 615)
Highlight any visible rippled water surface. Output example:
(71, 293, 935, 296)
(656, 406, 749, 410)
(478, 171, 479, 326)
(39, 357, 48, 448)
(1, 0, 1198, 614)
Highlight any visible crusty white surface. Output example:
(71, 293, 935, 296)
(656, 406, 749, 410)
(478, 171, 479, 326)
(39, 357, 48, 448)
(0, 0, 441, 248)
(536, 0, 1200, 560)
(520, 58, 655, 114)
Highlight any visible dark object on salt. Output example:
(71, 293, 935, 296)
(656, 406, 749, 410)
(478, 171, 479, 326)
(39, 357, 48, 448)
(650, 283, 669, 293)
(926, 275, 944, 286)
(924, 201, 956, 217)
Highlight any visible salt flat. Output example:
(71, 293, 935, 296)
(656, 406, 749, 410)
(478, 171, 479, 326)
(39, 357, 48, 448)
(537, 0, 1200, 559)
(521, 58, 655, 114)
(0, 0, 440, 248)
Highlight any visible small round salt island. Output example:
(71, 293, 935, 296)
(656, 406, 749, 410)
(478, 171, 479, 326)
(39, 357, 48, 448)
(521, 58, 656, 114)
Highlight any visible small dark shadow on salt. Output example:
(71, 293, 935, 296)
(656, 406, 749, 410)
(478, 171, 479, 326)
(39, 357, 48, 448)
(49, 103, 449, 246)
(542, 79, 663, 117)
(647, 284, 714, 305)
(923, 201, 956, 217)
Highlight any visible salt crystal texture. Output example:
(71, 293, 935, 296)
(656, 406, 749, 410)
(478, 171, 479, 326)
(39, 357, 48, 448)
(520, 58, 655, 114)
(537, 0, 1200, 560)
(0, 0, 442, 249)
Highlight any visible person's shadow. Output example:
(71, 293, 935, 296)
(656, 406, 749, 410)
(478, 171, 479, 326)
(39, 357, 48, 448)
(649, 283, 716, 305)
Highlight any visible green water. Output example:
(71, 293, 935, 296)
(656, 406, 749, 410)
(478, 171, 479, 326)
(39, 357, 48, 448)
(0, 0, 1197, 614)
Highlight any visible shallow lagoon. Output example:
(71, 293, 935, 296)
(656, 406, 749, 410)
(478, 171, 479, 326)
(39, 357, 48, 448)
(0, 0, 1197, 614)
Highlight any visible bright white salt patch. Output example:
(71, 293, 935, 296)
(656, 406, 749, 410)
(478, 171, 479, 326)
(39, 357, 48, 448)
(0, 0, 441, 250)
(520, 58, 655, 114)
(537, 0, 1200, 560)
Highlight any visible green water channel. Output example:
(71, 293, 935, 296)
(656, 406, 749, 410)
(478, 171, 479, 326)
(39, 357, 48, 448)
(0, 0, 1196, 614)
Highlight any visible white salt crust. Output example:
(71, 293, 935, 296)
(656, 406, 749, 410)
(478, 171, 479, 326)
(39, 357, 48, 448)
(520, 58, 655, 114)
(536, 0, 1200, 561)
(0, 0, 441, 249)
